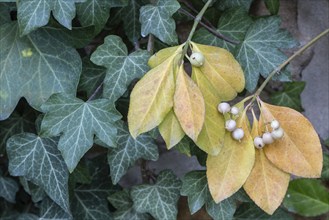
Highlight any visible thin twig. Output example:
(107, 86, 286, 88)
(87, 82, 103, 101)
(179, 8, 239, 45)
(147, 34, 154, 54)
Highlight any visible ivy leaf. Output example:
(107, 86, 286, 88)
(39, 197, 71, 220)
(17, 213, 39, 220)
(107, 122, 159, 184)
(264, 0, 280, 15)
(76, 0, 127, 34)
(40, 93, 121, 172)
(6, 133, 70, 214)
(0, 110, 36, 154)
(128, 45, 183, 138)
(20, 177, 46, 203)
(0, 175, 19, 203)
(193, 7, 252, 52)
(270, 81, 305, 112)
(91, 35, 150, 102)
(215, 0, 253, 11)
(0, 3, 11, 25)
(206, 198, 236, 220)
(131, 170, 182, 220)
(174, 136, 191, 156)
(234, 203, 293, 219)
(322, 154, 329, 179)
(139, 0, 180, 45)
(17, 0, 82, 35)
(235, 17, 297, 91)
(120, 0, 142, 44)
(180, 171, 209, 214)
(0, 22, 81, 120)
(260, 101, 322, 177)
(108, 189, 151, 220)
(283, 179, 329, 217)
(78, 57, 106, 97)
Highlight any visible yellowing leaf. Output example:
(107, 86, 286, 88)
(191, 42, 245, 101)
(174, 66, 205, 141)
(244, 113, 290, 215)
(159, 110, 185, 149)
(128, 46, 183, 138)
(148, 45, 183, 68)
(192, 68, 225, 155)
(260, 101, 322, 177)
(207, 110, 255, 203)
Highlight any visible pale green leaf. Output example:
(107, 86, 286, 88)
(0, 22, 81, 120)
(107, 122, 159, 184)
(108, 189, 151, 220)
(234, 203, 292, 219)
(91, 35, 150, 102)
(270, 81, 305, 112)
(174, 136, 191, 156)
(131, 170, 182, 220)
(283, 179, 329, 217)
(264, 0, 280, 15)
(17, 0, 82, 35)
(140, 0, 180, 45)
(0, 175, 19, 203)
(40, 94, 121, 172)
(6, 133, 70, 214)
(235, 16, 297, 91)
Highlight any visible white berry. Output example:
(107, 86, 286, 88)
(262, 132, 274, 144)
(225, 119, 237, 131)
(271, 120, 280, 130)
(190, 52, 205, 67)
(254, 137, 265, 149)
(230, 106, 239, 115)
(232, 128, 244, 141)
(218, 102, 230, 114)
(271, 127, 284, 139)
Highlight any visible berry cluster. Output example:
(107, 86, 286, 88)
(217, 102, 244, 141)
(253, 120, 284, 149)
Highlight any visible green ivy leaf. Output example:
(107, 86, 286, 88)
(0, 22, 81, 120)
(107, 122, 158, 184)
(0, 110, 36, 154)
(40, 93, 121, 172)
(131, 170, 182, 220)
(264, 0, 280, 15)
(174, 136, 191, 157)
(78, 57, 106, 97)
(76, 0, 127, 34)
(283, 179, 329, 217)
(0, 175, 19, 203)
(215, 0, 253, 11)
(235, 16, 297, 91)
(206, 198, 236, 220)
(17, 213, 39, 220)
(193, 7, 252, 52)
(270, 81, 305, 112)
(234, 203, 292, 219)
(20, 177, 46, 203)
(139, 0, 180, 45)
(70, 163, 92, 185)
(39, 197, 71, 220)
(180, 171, 209, 214)
(322, 154, 329, 179)
(108, 189, 151, 220)
(6, 133, 70, 214)
(0, 3, 11, 25)
(17, 0, 82, 35)
(91, 35, 150, 102)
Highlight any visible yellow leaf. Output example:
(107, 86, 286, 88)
(260, 101, 322, 177)
(190, 42, 245, 101)
(148, 45, 183, 68)
(192, 67, 225, 155)
(128, 46, 183, 138)
(159, 110, 185, 149)
(207, 109, 255, 203)
(244, 113, 290, 215)
(174, 66, 205, 141)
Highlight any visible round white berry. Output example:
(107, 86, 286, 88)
(230, 106, 239, 115)
(271, 120, 280, 130)
(254, 137, 265, 149)
(271, 127, 284, 139)
(190, 52, 205, 67)
(218, 102, 230, 114)
(225, 119, 237, 131)
(232, 128, 244, 141)
(262, 132, 274, 144)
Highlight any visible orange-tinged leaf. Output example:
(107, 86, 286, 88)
(260, 101, 322, 177)
(128, 47, 182, 138)
(159, 110, 185, 149)
(192, 68, 225, 155)
(244, 113, 290, 215)
(174, 66, 205, 141)
(207, 110, 255, 203)
(190, 42, 245, 101)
